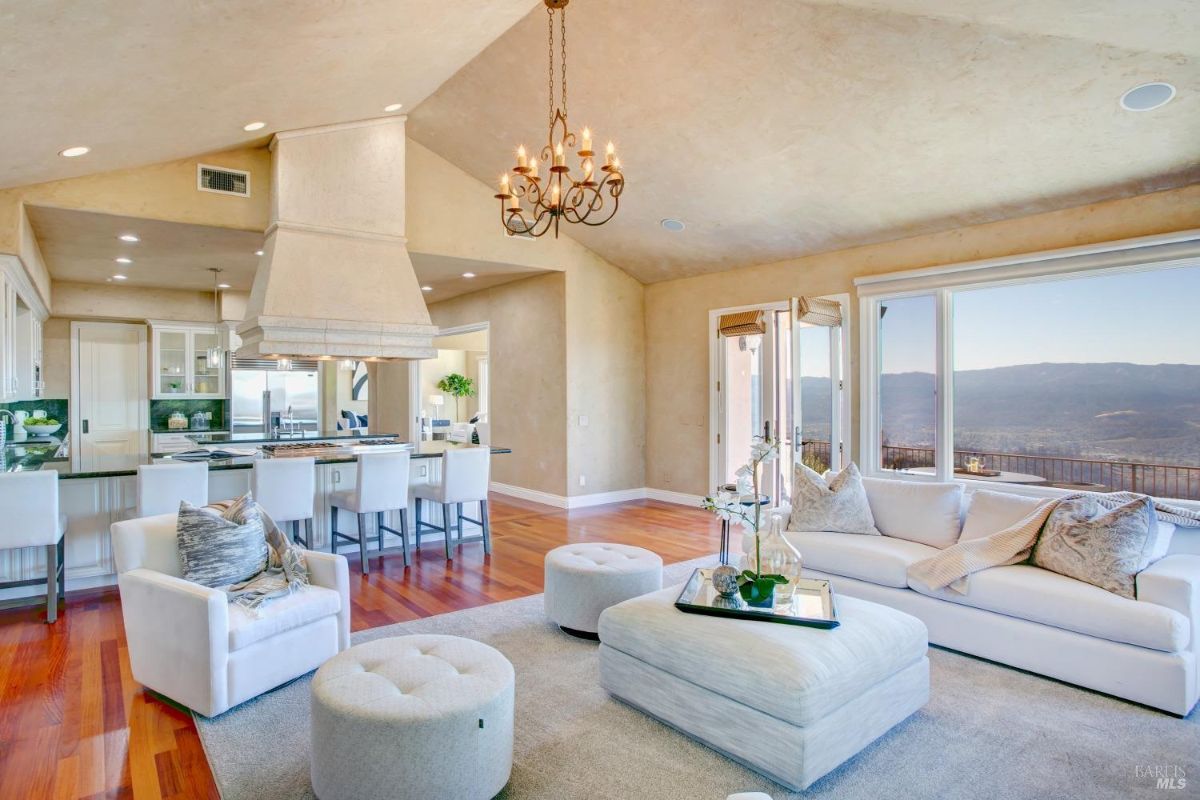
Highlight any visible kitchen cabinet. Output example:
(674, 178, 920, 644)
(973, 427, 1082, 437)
(151, 432, 200, 453)
(0, 273, 43, 401)
(150, 322, 227, 398)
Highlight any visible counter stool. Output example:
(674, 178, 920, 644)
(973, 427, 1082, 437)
(136, 462, 208, 517)
(329, 451, 411, 574)
(0, 471, 68, 622)
(414, 447, 491, 560)
(252, 457, 316, 548)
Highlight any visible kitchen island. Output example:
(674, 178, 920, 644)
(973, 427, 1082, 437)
(0, 436, 509, 602)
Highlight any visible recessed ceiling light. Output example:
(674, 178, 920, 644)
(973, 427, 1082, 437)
(255, 249, 264, 256)
(384, 103, 404, 112)
(243, 121, 267, 132)
(118, 233, 140, 243)
(217, 283, 231, 289)
(59, 146, 90, 158)
(115, 257, 133, 264)
(660, 218, 686, 232)
(112, 274, 127, 280)
(462, 272, 476, 278)
(421, 285, 433, 292)
(1120, 82, 1176, 112)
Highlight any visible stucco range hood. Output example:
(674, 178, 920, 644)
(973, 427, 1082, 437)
(236, 116, 437, 361)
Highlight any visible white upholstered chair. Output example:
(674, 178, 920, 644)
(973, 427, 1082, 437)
(414, 447, 491, 560)
(0, 471, 67, 622)
(136, 462, 208, 517)
(329, 451, 412, 573)
(110, 512, 350, 717)
(252, 457, 316, 548)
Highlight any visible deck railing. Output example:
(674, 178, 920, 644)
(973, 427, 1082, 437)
(799, 441, 1200, 501)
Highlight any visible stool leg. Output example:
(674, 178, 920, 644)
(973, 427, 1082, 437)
(399, 508, 410, 567)
(46, 541, 58, 623)
(330, 506, 339, 554)
(58, 538, 67, 601)
(456, 502, 464, 540)
(357, 513, 370, 574)
(376, 511, 385, 553)
(414, 498, 423, 551)
(303, 517, 313, 550)
(442, 504, 453, 560)
(291, 520, 300, 546)
(481, 499, 492, 555)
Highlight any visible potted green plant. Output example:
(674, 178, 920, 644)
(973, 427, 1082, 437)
(435, 373, 476, 422)
(703, 436, 787, 607)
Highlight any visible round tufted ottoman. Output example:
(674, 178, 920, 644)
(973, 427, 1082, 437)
(310, 635, 514, 800)
(544, 543, 663, 638)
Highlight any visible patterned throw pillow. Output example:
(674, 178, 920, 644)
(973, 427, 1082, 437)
(176, 493, 268, 588)
(788, 462, 880, 535)
(1031, 495, 1155, 599)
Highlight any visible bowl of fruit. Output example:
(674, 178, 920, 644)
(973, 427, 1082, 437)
(24, 418, 62, 437)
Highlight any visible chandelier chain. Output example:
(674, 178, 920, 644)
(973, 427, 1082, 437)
(547, 6, 555, 131)
(560, 5, 567, 121)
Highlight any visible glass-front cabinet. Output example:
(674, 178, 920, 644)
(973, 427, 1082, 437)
(151, 323, 226, 398)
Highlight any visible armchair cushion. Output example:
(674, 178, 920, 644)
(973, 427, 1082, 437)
(176, 497, 268, 587)
(228, 585, 341, 651)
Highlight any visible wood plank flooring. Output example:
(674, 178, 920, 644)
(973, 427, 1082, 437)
(0, 496, 720, 799)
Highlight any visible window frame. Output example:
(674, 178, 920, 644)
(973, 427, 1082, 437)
(856, 230, 1200, 503)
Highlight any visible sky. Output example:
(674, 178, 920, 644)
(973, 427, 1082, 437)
(880, 265, 1200, 374)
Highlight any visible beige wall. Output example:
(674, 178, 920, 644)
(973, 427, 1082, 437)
(427, 273, 568, 496)
(51, 280, 249, 323)
(41, 318, 71, 399)
(644, 184, 1200, 496)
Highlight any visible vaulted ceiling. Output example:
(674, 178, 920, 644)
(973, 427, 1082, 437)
(2, 0, 1197, 287)
(408, 0, 1200, 282)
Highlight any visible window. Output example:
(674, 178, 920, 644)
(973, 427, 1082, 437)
(861, 256, 1200, 501)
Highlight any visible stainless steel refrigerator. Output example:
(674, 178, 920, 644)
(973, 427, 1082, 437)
(230, 367, 320, 434)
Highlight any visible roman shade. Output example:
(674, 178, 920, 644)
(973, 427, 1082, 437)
(796, 297, 842, 327)
(718, 310, 766, 337)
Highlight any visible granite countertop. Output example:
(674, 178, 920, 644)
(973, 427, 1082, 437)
(150, 428, 231, 434)
(187, 429, 396, 444)
(7, 440, 510, 479)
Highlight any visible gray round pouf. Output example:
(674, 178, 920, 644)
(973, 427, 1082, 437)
(310, 635, 514, 800)
(544, 543, 663, 636)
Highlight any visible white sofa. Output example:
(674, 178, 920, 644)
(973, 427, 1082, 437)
(111, 512, 351, 717)
(745, 478, 1200, 716)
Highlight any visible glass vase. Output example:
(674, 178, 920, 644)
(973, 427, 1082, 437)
(757, 513, 803, 604)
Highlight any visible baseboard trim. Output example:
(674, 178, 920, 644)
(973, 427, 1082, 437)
(644, 488, 705, 507)
(489, 483, 704, 510)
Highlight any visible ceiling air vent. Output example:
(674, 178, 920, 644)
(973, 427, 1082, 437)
(197, 164, 251, 197)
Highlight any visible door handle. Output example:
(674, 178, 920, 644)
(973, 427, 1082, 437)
(81, 419, 89, 434)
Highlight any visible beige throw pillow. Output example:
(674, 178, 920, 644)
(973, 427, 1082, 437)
(788, 462, 880, 535)
(1031, 495, 1155, 599)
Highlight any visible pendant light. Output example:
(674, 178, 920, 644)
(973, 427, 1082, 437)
(206, 268, 224, 368)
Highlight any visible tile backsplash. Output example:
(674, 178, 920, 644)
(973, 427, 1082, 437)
(1, 398, 69, 436)
(150, 399, 227, 431)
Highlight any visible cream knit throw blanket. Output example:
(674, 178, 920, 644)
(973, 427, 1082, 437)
(908, 491, 1200, 594)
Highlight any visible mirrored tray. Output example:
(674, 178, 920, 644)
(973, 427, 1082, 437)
(674, 568, 839, 629)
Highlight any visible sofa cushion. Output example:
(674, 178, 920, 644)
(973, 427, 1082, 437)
(862, 478, 963, 548)
(228, 585, 342, 651)
(960, 490, 1051, 542)
(910, 564, 1188, 653)
(787, 462, 879, 536)
(1032, 495, 1155, 599)
(1148, 521, 1179, 564)
(782, 530, 941, 588)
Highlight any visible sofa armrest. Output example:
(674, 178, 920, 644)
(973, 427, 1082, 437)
(1138, 555, 1200, 652)
(305, 551, 351, 651)
(116, 568, 229, 715)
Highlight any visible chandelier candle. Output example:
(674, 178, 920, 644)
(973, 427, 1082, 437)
(495, 0, 626, 239)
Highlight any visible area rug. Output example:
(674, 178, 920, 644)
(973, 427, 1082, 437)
(195, 557, 1199, 800)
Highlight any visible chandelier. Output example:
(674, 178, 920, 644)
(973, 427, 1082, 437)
(495, 0, 624, 239)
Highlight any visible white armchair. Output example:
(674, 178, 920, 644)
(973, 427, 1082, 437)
(110, 512, 350, 717)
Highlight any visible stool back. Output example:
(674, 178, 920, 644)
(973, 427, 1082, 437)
(137, 462, 209, 517)
(0, 471, 60, 549)
(441, 447, 490, 504)
(252, 457, 316, 522)
(356, 451, 411, 513)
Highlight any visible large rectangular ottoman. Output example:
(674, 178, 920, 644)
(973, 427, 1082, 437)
(598, 585, 929, 791)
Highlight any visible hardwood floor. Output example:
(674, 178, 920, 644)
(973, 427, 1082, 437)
(0, 495, 720, 799)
